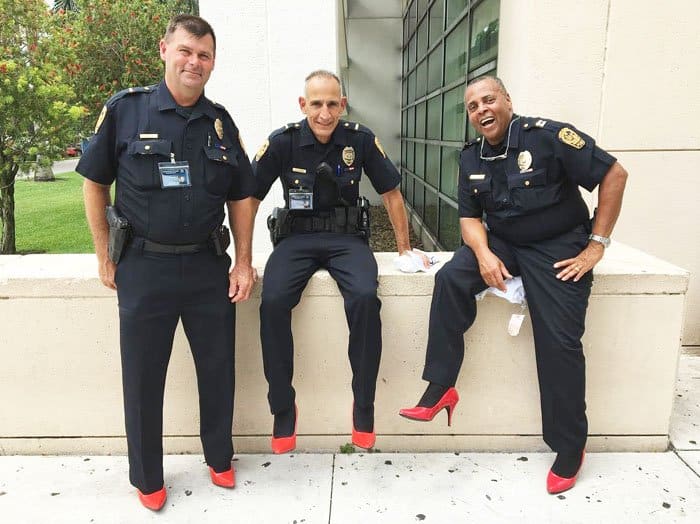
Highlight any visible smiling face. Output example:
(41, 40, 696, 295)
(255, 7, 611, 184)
(299, 75, 347, 144)
(159, 26, 215, 105)
(465, 77, 513, 145)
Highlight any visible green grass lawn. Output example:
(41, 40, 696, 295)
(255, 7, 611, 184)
(15, 171, 94, 254)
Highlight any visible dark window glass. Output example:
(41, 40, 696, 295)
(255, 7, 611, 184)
(429, 1, 444, 46)
(440, 146, 460, 199)
(407, 105, 416, 137)
(439, 199, 460, 250)
(446, 0, 468, 26)
(469, 0, 499, 70)
(425, 144, 440, 188)
(427, 43, 443, 93)
(425, 188, 439, 231)
(416, 59, 428, 99)
(407, 70, 416, 103)
(406, 174, 414, 204)
(442, 84, 466, 142)
(445, 17, 468, 85)
(414, 180, 425, 219)
(415, 142, 426, 180)
(426, 95, 441, 139)
(415, 102, 426, 139)
(417, 18, 428, 60)
(406, 140, 415, 172)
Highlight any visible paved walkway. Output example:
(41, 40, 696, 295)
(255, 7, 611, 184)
(1, 355, 698, 523)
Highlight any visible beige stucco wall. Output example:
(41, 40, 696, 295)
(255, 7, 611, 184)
(498, 0, 700, 344)
(0, 246, 689, 454)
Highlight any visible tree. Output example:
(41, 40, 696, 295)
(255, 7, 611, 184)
(0, 0, 84, 254)
(56, 0, 199, 137)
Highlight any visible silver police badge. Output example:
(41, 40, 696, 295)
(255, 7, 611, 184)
(517, 150, 533, 172)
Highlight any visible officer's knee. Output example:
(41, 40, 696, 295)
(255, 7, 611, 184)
(345, 286, 379, 310)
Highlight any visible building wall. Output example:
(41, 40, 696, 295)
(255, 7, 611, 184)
(499, 0, 700, 344)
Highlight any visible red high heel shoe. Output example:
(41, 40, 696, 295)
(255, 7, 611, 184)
(399, 387, 459, 426)
(351, 403, 376, 449)
(137, 487, 167, 511)
(271, 404, 297, 454)
(546, 451, 585, 494)
(209, 465, 236, 488)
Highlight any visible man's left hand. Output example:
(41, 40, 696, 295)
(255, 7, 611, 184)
(553, 242, 604, 282)
(401, 249, 431, 269)
(228, 263, 258, 303)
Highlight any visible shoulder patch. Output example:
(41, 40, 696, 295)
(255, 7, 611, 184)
(374, 136, 387, 158)
(255, 139, 269, 162)
(558, 127, 586, 149)
(94, 105, 107, 134)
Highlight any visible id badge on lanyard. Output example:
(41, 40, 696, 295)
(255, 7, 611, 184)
(289, 188, 313, 210)
(158, 155, 192, 189)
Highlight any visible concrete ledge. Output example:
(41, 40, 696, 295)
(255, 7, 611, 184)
(0, 242, 689, 453)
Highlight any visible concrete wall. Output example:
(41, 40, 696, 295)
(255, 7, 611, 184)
(498, 0, 700, 344)
(0, 245, 689, 454)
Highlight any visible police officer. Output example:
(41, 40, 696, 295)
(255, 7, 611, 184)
(399, 76, 628, 494)
(251, 70, 427, 453)
(79, 15, 257, 511)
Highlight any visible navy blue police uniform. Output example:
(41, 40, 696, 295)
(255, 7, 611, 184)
(76, 81, 255, 494)
(252, 119, 400, 424)
(422, 115, 616, 454)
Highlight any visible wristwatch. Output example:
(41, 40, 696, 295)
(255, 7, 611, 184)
(588, 234, 611, 248)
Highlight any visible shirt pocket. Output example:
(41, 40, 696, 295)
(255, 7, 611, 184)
(507, 168, 552, 211)
(126, 139, 172, 189)
(203, 146, 239, 195)
(467, 175, 495, 211)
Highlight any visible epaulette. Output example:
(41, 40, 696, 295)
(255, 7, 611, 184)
(341, 121, 372, 135)
(521, 116, 562, 133)
(106, 85, 154, 106)
(463, 136, 482, 149)
(270, 122, 302, 138)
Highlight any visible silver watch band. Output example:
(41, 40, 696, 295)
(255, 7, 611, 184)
(588, 234, 611, 248)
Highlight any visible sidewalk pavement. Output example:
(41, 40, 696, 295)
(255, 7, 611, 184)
(1, 359, 698, 524)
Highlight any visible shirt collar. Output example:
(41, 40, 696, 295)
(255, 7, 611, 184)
(156, 80, 218, 121)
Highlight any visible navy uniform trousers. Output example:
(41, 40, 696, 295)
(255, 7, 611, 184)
(260, 232, 381, 414)
(423, 225, 592, 453)
(115, 240, 235, 493)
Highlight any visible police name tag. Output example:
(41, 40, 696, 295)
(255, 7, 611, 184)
(158, 161, 192, 189)
(289, 189, 313, 210)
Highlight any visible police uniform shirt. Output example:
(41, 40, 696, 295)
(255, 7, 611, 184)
(77, 81, 255, 244)
(252, 119, 401, 207)
(458, 115, 616, 243)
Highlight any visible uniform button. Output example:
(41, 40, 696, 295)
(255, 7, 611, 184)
(525, 180, 530, 186)
(473, 189, 478, 194)
(144, 145, 151, 151)
(351, 180, 355, 185)
(294, 179, 299, 184)
(222, 155, 228, 161)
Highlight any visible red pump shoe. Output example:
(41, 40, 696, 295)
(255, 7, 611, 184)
(209, 466, 236, 488)
(399, 387, 459, 426)
(351, 427, 376, 449)
(137, 487, 167, 511)
(271, 404, 298, 454)
(546, 451, 585, 494)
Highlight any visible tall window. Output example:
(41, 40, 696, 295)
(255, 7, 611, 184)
(401, 0, 499, 250)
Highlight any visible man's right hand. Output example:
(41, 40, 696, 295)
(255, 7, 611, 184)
(98, 257, 117, 290)
(475, 247, 512, 292)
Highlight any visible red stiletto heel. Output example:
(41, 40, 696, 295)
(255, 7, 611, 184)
(209, 465, 235, 488)
(271, 404, 297, 454)
(546, 451, 585, 494)
(137, 487, 167, 511)
(399, 387, 459, 426)
(351, 403, 376, 449)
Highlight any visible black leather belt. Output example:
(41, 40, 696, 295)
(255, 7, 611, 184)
(142, 239, 210, 254)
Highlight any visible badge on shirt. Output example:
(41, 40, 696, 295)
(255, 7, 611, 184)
(342, 146, 355, 167)
(374, 136, 387, 158)
(558, 127, 586, 149)
(517, 151, 533, 172)
(214, 118, 224, 140)
(255, 139, 269, 162)
(94, 106, 107, 134)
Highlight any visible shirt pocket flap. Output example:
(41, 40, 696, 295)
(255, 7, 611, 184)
(507, 168, 546, 189)
(468, 178, 492, 195)
(128, 139, 172, 157)
(203, 146, 239, 167)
